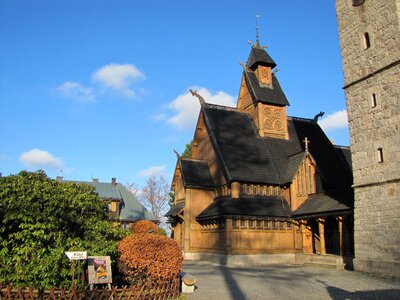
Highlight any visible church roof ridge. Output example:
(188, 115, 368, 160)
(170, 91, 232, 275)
(287, 115, 316, 123)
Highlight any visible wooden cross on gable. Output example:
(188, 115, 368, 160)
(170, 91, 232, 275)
(303, 137, 310, 152)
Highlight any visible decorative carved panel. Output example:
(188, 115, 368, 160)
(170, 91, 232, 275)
(263, 106, 284, 133)
(259, 66, 272, 85)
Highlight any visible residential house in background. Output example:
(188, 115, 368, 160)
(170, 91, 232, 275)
(57, 177, 156, 228)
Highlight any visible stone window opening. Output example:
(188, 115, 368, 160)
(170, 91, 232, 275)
(371, 93, 377, 108)
(363, 32, 371, 50)
(377, 147, 384, 163)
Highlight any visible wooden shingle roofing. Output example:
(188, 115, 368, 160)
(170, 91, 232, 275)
(180, 159, 214, 189)
(196, 196, 291, 221)
(198, 104, 353, 188)
(292, 190, 354, 218)
(244, 71, 290, 106)
(246, 46, 277, 69)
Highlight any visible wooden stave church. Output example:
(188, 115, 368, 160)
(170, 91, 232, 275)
(166, 41, 354, 266)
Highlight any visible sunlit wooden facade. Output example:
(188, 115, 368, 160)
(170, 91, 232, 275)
(167, 42, 354, 265)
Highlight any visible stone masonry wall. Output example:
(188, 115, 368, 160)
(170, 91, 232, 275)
(336, 0, 400, 276)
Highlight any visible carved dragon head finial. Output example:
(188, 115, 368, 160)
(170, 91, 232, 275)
(189, 89, 205, 105)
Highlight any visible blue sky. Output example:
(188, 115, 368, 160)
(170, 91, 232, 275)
(0, 0, 349, 187)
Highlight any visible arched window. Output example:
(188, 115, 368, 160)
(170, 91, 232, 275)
(352, 0, 366, 7)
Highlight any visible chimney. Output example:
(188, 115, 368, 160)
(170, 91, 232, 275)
(56, 176, 63, 181)
(92, 178, 99, 183)
(111, 178, 117, 185)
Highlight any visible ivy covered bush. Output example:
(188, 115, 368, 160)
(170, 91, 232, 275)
(0, 170, 126, 288)
(118, 225, 183, 282)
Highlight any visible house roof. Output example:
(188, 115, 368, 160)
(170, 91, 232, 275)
(292, 191, 354, 218)
(66, 180, 155, 222)
(246, 46, 277, 69)
(196, 196, 291, 221)
(180, 159, 214, 189)
(244, 71, 290, 106)
(199, 104, 353, 189)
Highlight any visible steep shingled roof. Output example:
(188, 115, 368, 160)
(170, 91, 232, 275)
(199, 104, 352, 188)
(180, 159, 214, 189)
(293, 190, 354, 218)
(246, 46, 277, 69)
(244, 71, 290, 106)
(196, 196, 291, 221)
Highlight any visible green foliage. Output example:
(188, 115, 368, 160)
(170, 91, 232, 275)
(158, 227, 167, 236)
(0, 170, 126, 288)
(182, 140, 193, 158)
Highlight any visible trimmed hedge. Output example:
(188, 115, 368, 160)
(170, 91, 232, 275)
(131, 220, 158, 234)
(118, 233, 183, 282)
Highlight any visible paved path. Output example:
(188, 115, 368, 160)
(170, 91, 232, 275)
(183, 261, 400, 300)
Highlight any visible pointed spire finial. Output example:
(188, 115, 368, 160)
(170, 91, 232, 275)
(255, 13, 260, 46)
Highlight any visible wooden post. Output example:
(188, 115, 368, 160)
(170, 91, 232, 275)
(226, 218, 232, 255)
(318, 218, 326, 255)
(336, 216, 343, 256)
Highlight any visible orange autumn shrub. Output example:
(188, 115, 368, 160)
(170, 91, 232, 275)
(118, 233, 183, 282)
(131, 220, 158, 234)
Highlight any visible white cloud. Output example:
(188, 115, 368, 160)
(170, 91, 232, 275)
(138, 165, 166, 177)
(318, 109, 349, 131)
(167, 87, 236, 130)
(91, 63, 145, 98)
(57, 81, 95, 102)
(150, 113, 168, 122)
(20, 149, 63, 169)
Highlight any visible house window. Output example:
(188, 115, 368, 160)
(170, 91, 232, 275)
(371, 93, 377, 108)
(377, 147, 384, 163)
(363, 32, 371, 49)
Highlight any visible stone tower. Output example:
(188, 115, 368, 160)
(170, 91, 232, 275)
(335, 0, 400, 277)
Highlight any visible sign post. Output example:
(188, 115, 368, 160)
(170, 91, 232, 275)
(65, 251, 87, 287)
